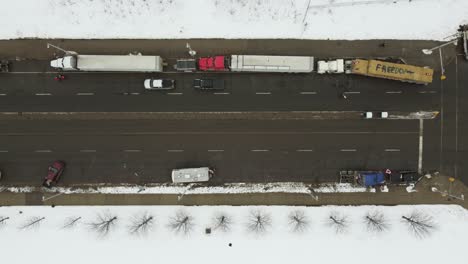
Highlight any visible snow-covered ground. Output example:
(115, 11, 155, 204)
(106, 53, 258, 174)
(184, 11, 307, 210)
(3, 182, 367, 194)
(0, 205, 466, 264)
(1, 0, 467, 40)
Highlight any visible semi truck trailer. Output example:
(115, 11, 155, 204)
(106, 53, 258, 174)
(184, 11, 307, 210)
(50, 54, 164, 72)
(197, 55, 314, 73)
(317, 58, 434, 84)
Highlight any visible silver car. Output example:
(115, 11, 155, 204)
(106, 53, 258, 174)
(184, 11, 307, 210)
(144, 79, 175, 90)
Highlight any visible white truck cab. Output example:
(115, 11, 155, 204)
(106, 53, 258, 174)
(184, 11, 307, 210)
(317, 59, 344, 74)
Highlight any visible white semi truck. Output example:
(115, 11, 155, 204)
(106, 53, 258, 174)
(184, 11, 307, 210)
(50, 54, 164, 72)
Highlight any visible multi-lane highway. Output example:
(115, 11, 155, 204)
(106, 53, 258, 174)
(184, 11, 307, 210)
(0, 119, 422, 186)
(0, 39, 466, 186)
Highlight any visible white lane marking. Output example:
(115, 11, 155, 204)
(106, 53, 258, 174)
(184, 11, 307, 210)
(340, 149, 357, 152)
(386, 91, 402, 94)
(296, 149, 313, 152)
(76, 93, 94, 96)
(167, 92, 183, 95)
(300, 91, 317, 95)
(123, 149, 141, 152)
(35, 93, 52, 96)
(35, 150, 52, 153)
(168, 149, 184, 152)
(214, 92, 230, 95)
(0, 150, 9, 153)
(385, 149, 401, 152)
(208, 149, 224, 152)
(418, 91, 437, 94)
(418, 119, 424, 174)
(255, 92, 271, 95)
(344, 91, 360, 94)
(251, 149, 269, 152)
(130, 92, 140, 95)
(0, 93, 7, 96)
(80, 149, 96, 153)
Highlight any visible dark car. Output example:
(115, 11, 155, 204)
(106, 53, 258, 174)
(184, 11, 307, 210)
(193, 79, 225, 90)
(43, 161, 66, 187)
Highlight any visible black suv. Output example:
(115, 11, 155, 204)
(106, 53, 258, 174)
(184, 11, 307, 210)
(193, 79, 225, 90)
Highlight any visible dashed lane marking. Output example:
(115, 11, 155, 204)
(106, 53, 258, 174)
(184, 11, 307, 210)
(251, 149, 269, 152)
(340, 149, 357, 152)
(208, 149, 225, 152)
(167, 92, 183, 95)
(385, 91, 402, 94)
(0, 150, 9, 153)
(76, 93, 94, 96)
(255, 92, 271, 95)
(80, 149, 96, 153)
(35, 93, 52, 96)
(296, 149, 313, 152)
(35, 150, 52, 153)
(418, 91, 437, 94)
(0, 93, 7, 96)
(167, 149, 184, 152)
(300, 92, 317, 95)
(214, 92, 230, 95)
(384, 148, 400, 152)
(123, 149, 142, 152)
(344, 91, 360, 94)
(130, 92, 140, 95)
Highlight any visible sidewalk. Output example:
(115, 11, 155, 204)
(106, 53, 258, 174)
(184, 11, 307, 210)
(1, 176, 465, 208)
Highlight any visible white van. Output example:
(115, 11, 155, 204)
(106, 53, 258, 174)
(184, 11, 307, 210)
(171, 167, 214, 183)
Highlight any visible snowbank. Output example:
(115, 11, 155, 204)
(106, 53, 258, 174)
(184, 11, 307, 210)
(0, 0, 467, 40)
(0, 205, 466, 264)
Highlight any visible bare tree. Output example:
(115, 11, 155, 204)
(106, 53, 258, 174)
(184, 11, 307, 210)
(288, 210, 310, 233)
(62, 216, 82, 229)
(246, 209, 271, 234)
(401, 211, 436, 238)
(364, 211, 389, 233)
(213, 212, 233, 232)
(129, 212, 154, 236)
(168, 210, 194, 235)
(327, 211, 349, 234)
(19, 216, 45, 230)
(89, 213, 118, 237)
(0, 216, 9, 229)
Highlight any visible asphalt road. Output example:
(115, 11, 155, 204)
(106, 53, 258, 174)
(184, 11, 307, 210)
(0, 39, 465, 186)
(0, 71, 440, 112)
(0, 119, 421, 186)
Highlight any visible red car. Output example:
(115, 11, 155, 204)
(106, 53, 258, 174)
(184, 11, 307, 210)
(43, 161, 65, 187)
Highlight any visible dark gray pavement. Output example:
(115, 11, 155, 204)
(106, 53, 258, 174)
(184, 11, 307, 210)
(0, 119, 420, 186)
(0, 38, 466, 187)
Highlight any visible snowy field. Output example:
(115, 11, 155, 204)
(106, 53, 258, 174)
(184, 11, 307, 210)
(0, 205, 467, 264)
(0, 0, 467, 40)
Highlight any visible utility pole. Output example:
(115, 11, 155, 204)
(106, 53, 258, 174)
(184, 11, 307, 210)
(421, 38, 459, 80)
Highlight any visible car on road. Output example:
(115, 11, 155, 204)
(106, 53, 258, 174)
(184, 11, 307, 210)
(193, 79, 225, 90)
(144, 79, 175, 90)
(171, 167, 214, 183)
(43, 161, 66, 187)
(364, 111, 388, 119)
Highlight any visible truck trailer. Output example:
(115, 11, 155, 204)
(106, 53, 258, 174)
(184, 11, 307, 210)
(197, 55, 314, 73)
(50, 54, 164, 72)
(317, 59, 433, 84)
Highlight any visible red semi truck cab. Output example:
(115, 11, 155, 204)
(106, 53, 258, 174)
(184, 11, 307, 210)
(198, 56, 229, 71)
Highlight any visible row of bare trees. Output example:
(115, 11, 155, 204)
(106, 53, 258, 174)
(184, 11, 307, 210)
(0, 209, 436, 238)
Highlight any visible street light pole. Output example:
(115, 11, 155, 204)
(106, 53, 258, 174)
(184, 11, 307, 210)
(46, 43, 77, 56)
(421, 38, 458, 80)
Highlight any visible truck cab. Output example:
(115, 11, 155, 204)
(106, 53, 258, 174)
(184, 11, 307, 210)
(198, 56, 228, 71)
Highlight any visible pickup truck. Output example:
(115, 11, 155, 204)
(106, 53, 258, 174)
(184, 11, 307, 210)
(193, 79, 225, 90)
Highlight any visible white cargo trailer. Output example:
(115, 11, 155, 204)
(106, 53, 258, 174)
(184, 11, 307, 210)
(171, 167, 214, 183)
(50, 54, 164, 72)
(229, 55, 314, 73)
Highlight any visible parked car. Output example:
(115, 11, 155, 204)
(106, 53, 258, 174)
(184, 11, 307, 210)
(43, 161, 66, 187)
(364, 111, 388, 119)
(144, 79, 175, 90)
(193, 79, 225, 90)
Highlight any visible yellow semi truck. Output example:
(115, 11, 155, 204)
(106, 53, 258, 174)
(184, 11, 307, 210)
(317, 59, 434, 84)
